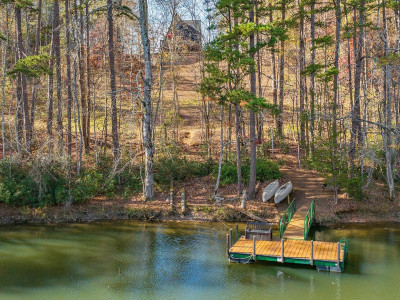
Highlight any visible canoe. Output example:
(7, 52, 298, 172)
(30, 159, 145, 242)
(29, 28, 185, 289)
(262, 180, 279, 203)
(274, 181, 293, 204)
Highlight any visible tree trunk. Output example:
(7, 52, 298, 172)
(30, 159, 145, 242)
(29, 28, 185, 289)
(47, 3, 56, 152)
(53, 0, 63, 154)
(235, 104, 242, 197)
(232, 14, 242, 198)
(86, 0, 91, 154)
(310, 0, 316, 154)
(107, 0, 120, 163)
(270, 6, 277, 107)
(15, 6, 31, 151)
(139, 0, 154, 200)
(1, 4, 9, 157)
(79, 0, 88, 153)
(382, 0, 395, 199)
(277, 2, 286, 137)
(31, 0, 42, 139)
(214, 104, 224, 195)
(65, 0, 73, 156)
(248, 1, 257, 200)
(350, 0, 365, 176)
(332, 0, 341, 204)
(299, 0, 306, 147)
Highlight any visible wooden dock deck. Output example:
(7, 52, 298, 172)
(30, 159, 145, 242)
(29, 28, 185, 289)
(228, 237, 347, 272)
(230, 237, 344, 262)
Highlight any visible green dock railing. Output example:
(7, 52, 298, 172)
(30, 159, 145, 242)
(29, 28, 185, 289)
(229, 224, 240, 249)
(279, 198, 296, 238)
(303, 200, 315, 240)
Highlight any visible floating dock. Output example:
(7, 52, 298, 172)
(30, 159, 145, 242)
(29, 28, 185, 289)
(227, 199, 348, 272)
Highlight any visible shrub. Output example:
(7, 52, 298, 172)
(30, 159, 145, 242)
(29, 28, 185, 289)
(213, 158, 281, 186)
(154, 156, 215, 186)
(72, 169, 103, 203)
(254, 158, 282, 182)
(346, 176, 363, 201)
(119, 164, 142, 198)
(186, 158, 215, 177)
(0, 155, 214, 206)
(216, 161, 238, 186)
(0, 160, 68, 206)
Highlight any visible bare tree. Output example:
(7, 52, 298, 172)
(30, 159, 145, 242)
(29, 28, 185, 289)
(139, 0, 154, 200)
(248, 0, 257, 200)
(65, 0, 73, 156)
(107, 0, 120, 163)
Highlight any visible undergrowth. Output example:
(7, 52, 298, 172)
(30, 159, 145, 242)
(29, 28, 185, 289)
(0, 155, 215, 207)
(212, 158, 281, 186)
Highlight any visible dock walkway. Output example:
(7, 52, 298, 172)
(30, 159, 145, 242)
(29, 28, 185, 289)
(282, 203, 309, 239)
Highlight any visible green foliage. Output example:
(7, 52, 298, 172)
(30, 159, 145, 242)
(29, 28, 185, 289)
(154, 156, 215, 186)
(301, 63, 324, 76)
(311, 35, 334, 50)
(213, 158, 281, 186)
(214, 161, 237, 186)
(317, 66, 339, 82)
(0, 160, 66, 206)
(346, 177, 363, 201)
(8, 54, 51, 78)
(0, 155, 144, 207)
(0, 0, 33, 8)
(200, 0, 285, 115)
(71, 169, 103, 203)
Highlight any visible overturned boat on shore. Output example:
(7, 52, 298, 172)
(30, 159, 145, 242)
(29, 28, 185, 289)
(262, 180, 279, 202)
(274, 181, 293, 204)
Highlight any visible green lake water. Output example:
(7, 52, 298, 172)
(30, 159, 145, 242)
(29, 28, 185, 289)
(0, 221, 399, 300)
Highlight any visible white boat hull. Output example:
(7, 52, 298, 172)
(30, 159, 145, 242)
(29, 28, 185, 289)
(262, 180, 279, 202)
(274, 181, 293, 204)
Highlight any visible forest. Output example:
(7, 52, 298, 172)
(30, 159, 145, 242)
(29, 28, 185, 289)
(0, 0, 399, 215)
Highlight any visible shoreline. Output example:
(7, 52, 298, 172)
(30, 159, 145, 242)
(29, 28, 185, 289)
(1, 201, 399, 227)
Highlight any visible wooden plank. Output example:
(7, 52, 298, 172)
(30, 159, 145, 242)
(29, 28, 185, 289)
(327, 243, 335, 261)
(260, 240, 273, 255)
(293, 240, 303, 257)
(298, 241, 309, 258)
(268, 241, 281, 256)
(314, 241, 321, 260)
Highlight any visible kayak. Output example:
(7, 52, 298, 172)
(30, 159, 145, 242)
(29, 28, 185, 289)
(262, 180, 279, 202)
(274, 181, 293, 204)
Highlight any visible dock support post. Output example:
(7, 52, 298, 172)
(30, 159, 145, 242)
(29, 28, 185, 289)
(337, 242, 340, 267)
(227, 234, 230, 257)
(229, 229, 233, 247)
(236, 224, 239, 240)
(281, 239, 284, 263)
(253, 236, 256, 261)
(311, 240, 314, 265)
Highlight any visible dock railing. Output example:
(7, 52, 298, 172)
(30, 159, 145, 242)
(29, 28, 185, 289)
(303, 200, 315, 240)
(228, 224, 240, 250)
(279, 198, 296, 238)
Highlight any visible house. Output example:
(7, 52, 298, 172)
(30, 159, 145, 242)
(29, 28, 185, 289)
(162, 16, 202, 52)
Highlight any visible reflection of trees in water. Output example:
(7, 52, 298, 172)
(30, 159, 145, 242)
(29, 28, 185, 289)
(2, 223, 400, 295)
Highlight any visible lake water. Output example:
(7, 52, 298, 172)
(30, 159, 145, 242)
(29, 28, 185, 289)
(0, 221, 399, 299)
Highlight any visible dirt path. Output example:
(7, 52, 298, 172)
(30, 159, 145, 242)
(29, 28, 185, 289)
(274, 152, 337, 223)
